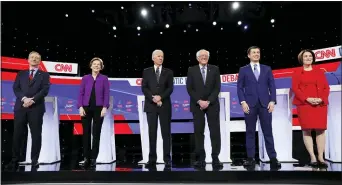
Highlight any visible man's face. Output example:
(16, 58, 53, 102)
(153, 51, 164, 65)
(248, 48, 260, 62)
(197, 50, 209, 65)
(28, 52, 41, 67)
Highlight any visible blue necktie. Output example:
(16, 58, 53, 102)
(254, 64, 259, 80)
(201, 67, 206, 84)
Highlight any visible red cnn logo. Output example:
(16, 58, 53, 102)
(55, 64, 73, 72)
(315, 49, 336, 60)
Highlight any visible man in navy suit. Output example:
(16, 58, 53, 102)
(237, 46, 281, 169)
(6, 51, 50, 171)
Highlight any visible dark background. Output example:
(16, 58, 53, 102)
(1, 1, 341, 168)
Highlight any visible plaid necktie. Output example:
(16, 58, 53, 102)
(156, 67, 160, 83)
(29, 70, 34, 81)
(253, 64, 259, 80)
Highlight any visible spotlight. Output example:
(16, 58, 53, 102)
(270, 19, 275, 23)
(244, 25, 248, 29)
(165, 24, 170, 28)
(65, 14, 68, 17)
(141, 9, 148, 17)
(113, 26, 117, 30)
(213, 21, 217, 26)
(121, 6, 124, 10)
(160, 32, 163, 34)
(238, 21, 242, 25)
(232, 2, 240, 10)
(137, 26, 141, 31)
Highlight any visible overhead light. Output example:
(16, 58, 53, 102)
(165, 24, 170, 28)
(138, 33, 140, 36)
(244, 25, 248, 29)
(137, 26, 141, 30)
(151, 4, 154, 7)
(121, 6, 124, 10)
(213, 21, 217, 26)
(270, 19, 275, 23)
(114, 35, 117, 38)
(160, 32, 163, 34)
(196, 29, 199, 32)
(92, 10, 95, 13)
(184, 30, 186, 33)
(141, 9, 148, 17)
(232, 2, 240, 10)
(221, 27, 223, 30)
(113, 26, 117, 30)
(65, 14, 68, 17)
(238, 21, 242, 25)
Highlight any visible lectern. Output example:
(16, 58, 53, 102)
(21, 97, 61, 164)
(258, 89, 297, 162)
(325, 85, 341, 163)
(204, 92, 232, 163)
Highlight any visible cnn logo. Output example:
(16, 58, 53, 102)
(55, 64, 73, 72)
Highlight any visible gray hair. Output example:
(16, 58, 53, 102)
(152, 49, 164, 60)
(196, 49, 210, 58)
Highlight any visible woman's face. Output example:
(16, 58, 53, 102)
(91, 60, 102, 72)
(302, 52, 313, 65)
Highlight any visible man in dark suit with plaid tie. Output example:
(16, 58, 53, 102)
(186, 49, 223, 168)
(141, 49, 174, 168)
(5, 51, 50, 171)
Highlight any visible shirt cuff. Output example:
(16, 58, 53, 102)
(21, 97, 27, 102)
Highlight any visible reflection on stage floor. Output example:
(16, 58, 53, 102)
(7, 160, 342, 172)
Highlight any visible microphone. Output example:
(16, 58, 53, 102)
(320, 68, 341, 85)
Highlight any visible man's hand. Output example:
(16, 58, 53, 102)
(157, 101, 163, 107)
(241, 101, 249, 114)
(152, 95, 161, 103)
(22, 98, 34, 108)
(268, 101, 275, 113)
(198, 100, 209, 110)
(101, 107, 107, 117)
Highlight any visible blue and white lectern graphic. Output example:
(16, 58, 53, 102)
(21, 96, 61, 164)
(325, 85, 341, 163)
(258, 89, 297, 162)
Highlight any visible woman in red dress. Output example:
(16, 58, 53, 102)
(292, 49, 329, 168)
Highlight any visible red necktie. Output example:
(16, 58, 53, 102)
(29, 70, 34, 80)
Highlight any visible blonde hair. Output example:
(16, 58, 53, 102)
(89, 57, 104, 69)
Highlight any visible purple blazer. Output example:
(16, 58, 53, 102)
(77, 74, 110, 109)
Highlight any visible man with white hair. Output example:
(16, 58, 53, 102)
(141, 49, 174, 168)
(186, 49, 223, 168)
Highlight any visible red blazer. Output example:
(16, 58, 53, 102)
(292, 67, 330, 106)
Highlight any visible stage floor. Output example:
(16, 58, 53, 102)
(2, 160, 341, 184)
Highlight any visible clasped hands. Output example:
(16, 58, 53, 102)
(22, 97, 34, 108)
(241, 101, 275, 114)
(306, 97, 322, 105)
(198, 100, 209, 110)
(152, 95, 162, 107)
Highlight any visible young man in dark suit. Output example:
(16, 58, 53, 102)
(6, 51, 51, 171)
(141, 49, 174, 168)
(186, 49, 223, 168)
(237, 46, 281, 169)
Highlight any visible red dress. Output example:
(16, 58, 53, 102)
(292, 67, 330, 130)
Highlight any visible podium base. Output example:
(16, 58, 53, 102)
(19, 160, 61, 165)
(260, 158, 298, 163)
(138, 159, 165, 164)
(79, 160, 116, 164)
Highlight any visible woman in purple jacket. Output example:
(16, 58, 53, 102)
(77, 57, 110, 167)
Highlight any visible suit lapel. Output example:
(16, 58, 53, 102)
(29, 70, 41, 86)
(247, 64, 258, 82)
(158, 67, 166, 84)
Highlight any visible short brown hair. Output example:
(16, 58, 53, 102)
(297, 49, 316, 65)
(89, 57, 104, 69)
(247, 46, 261, 54)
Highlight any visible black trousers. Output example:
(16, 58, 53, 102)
(146, 108, 171, 163)
(81, 106, 104, 160)
(12, 109, 44, 163)
(192, 104, 221, 161)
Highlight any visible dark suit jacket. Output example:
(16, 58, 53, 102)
(237, 64, 276, 108)
(186, 64, 221, 112)
(141, 66, 174, 112)
(13, 70, 51, 113)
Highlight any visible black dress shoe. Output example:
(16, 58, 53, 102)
(309, 162, 319, 168)
(5, 161, 19, 171)
(145, 161, 157, 168)
(90, 159, 96, 167)
(318, 161, 328, 169)
(192, 160, 206, 168)
(270, 158, 281, 169)
(212, 159, 223, 168)
(83, 158, 91, 168)
(243, 158, 256, 167)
